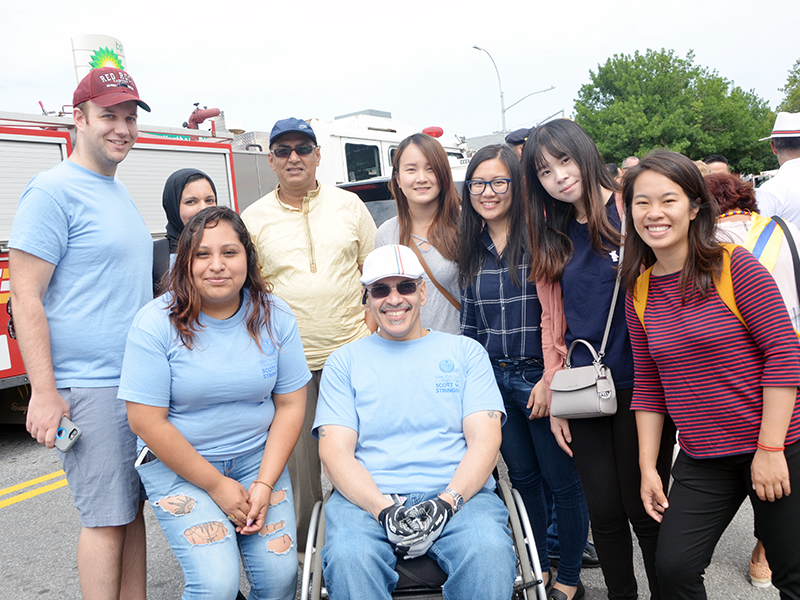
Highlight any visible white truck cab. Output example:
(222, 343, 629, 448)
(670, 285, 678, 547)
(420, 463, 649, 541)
(308, 110, 469, 185)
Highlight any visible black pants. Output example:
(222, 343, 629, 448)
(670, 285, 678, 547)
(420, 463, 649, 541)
(570, 388, 676, 600)
(656, 442, 800, 600)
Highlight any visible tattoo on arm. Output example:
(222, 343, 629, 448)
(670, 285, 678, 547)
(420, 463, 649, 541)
(487, 411, 498, 419)
(318, 426, 326, 437)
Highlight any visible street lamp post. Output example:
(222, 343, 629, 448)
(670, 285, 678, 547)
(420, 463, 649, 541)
(505, 86, 556, 112)
(473, 45, 506, 133)
(473, 46, 556, 133)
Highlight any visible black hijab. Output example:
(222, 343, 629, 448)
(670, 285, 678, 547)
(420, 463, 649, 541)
(162, 168, 217, 252)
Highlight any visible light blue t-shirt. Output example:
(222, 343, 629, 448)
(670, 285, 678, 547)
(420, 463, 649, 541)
(118, 292, 311, 461)
(313, 331, 505, 493)
(9, 160, 153, 386)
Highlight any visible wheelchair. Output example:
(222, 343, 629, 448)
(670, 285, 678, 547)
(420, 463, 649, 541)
(300, 479, 547, 599)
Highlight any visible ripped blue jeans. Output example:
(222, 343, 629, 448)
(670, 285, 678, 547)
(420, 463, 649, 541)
(136, 446, 297, 600)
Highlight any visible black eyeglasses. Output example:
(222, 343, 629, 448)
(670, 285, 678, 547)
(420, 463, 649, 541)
(361, 279, 421, 304)
(466, 178, 511, 195)
(271, 145, 317, 158)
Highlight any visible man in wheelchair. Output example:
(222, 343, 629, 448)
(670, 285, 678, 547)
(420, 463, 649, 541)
(312, 244, 517, 599)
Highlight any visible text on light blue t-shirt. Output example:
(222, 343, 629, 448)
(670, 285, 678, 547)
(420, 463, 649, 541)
(8, 160, 153, 386)
(118, 292, 311, 461)
(313, 331, 505, 493)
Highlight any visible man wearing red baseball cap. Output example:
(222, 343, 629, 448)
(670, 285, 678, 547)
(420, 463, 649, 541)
(8, 67, 153, 600)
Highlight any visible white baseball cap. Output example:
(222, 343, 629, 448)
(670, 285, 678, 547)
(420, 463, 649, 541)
(760, 112, 800, 141)
(360, 245, 425, 286)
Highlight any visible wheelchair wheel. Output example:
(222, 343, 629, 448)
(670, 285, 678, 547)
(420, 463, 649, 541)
(300, 499, 326, 600)
(498, 480, 547, 600)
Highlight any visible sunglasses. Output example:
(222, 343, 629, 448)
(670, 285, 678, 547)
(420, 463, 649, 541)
(361, 279, 421, 304)
(271, 145, 316, 158)
(6, 297, 14, 339)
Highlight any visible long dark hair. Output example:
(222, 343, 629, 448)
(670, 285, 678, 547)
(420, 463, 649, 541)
(162, 169, 218, 252)
(458, 145, 529, 288)
(524, 119, 620, 282)
(619, 150, 723, 301)
(168, 207, 274, 349)
(389, 133, 460, 261)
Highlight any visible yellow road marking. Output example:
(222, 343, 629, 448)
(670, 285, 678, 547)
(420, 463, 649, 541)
(0, 470, 69, 509)
(0, 479, 69, 508)
(0, 469, 65, 496)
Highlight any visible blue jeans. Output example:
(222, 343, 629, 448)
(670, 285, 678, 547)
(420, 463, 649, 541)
(136, 446, 297, 600)
(322, 488, 516, 600)
(492, 358, 589, 586)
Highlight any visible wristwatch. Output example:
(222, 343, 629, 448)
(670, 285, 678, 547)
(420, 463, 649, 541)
(441, 488, 464, 513)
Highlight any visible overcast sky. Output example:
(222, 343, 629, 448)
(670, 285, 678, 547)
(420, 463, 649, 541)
(1, 0, 797, 142)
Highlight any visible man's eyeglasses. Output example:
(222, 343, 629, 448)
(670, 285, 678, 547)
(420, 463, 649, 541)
(271, 145, 317, 158)
(466, 178, 512, 195)
(361, 279, 421, 304)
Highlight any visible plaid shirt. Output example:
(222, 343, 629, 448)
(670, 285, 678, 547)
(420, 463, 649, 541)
(460, 228, 542, 360)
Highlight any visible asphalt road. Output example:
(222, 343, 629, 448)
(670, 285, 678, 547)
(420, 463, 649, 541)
(0, 423, 781, 600)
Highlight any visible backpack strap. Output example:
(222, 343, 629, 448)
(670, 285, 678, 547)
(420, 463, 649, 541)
(767, 217, 800, 341)
(715, 244, 747, 330)
(632, 265, 654, 333)
(771, 216, 800, 304)
(742, 213, 783, 272)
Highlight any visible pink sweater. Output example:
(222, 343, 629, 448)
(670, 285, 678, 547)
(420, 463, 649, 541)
(536, 279, 567, 407)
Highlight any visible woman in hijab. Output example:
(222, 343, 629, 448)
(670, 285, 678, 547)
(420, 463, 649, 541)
(154, 169, 217, 293)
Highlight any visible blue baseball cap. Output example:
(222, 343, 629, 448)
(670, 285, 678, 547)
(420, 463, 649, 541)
(505, 127, 530, 146)
(269, 117, 317, 145)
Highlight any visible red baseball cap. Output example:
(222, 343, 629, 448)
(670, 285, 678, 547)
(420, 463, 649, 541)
(73, 67, 151, 112)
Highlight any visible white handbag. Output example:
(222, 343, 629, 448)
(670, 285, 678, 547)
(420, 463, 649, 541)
(549, 339, 617, 419)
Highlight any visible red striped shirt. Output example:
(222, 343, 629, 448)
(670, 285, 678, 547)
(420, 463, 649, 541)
(625, 246, 800, 458)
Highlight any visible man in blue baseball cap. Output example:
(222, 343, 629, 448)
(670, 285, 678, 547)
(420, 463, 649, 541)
(242, 118, 377, 553)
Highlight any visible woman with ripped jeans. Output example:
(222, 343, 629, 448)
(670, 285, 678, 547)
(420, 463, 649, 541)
(119, 207, 310, 599)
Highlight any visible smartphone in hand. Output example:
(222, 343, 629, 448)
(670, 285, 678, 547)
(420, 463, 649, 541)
(55, 416, 81, 452)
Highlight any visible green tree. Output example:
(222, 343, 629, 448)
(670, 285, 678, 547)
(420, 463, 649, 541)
(778, 59, 800, 113)
(574, 49, 777, 174)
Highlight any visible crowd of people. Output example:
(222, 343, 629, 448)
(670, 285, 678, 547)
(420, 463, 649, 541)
(9, 65, 800, 600)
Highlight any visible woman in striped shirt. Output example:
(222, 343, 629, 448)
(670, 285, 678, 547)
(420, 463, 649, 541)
(620, 150, 800, 600)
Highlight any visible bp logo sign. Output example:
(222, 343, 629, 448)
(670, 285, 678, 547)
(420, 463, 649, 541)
(89, 47, 123, 70)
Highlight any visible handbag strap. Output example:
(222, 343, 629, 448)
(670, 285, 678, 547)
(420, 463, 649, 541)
(598, 215, 626, 359)
(771, 216, 800, 303)
(565, 338, 602, 366)
(407, 241, 461, 311)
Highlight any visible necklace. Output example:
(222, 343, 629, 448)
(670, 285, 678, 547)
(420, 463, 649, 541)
(718, 209, 752, 219)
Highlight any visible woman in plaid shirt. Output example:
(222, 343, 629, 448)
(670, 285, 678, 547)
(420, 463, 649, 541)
(459, 144, 588, 600)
